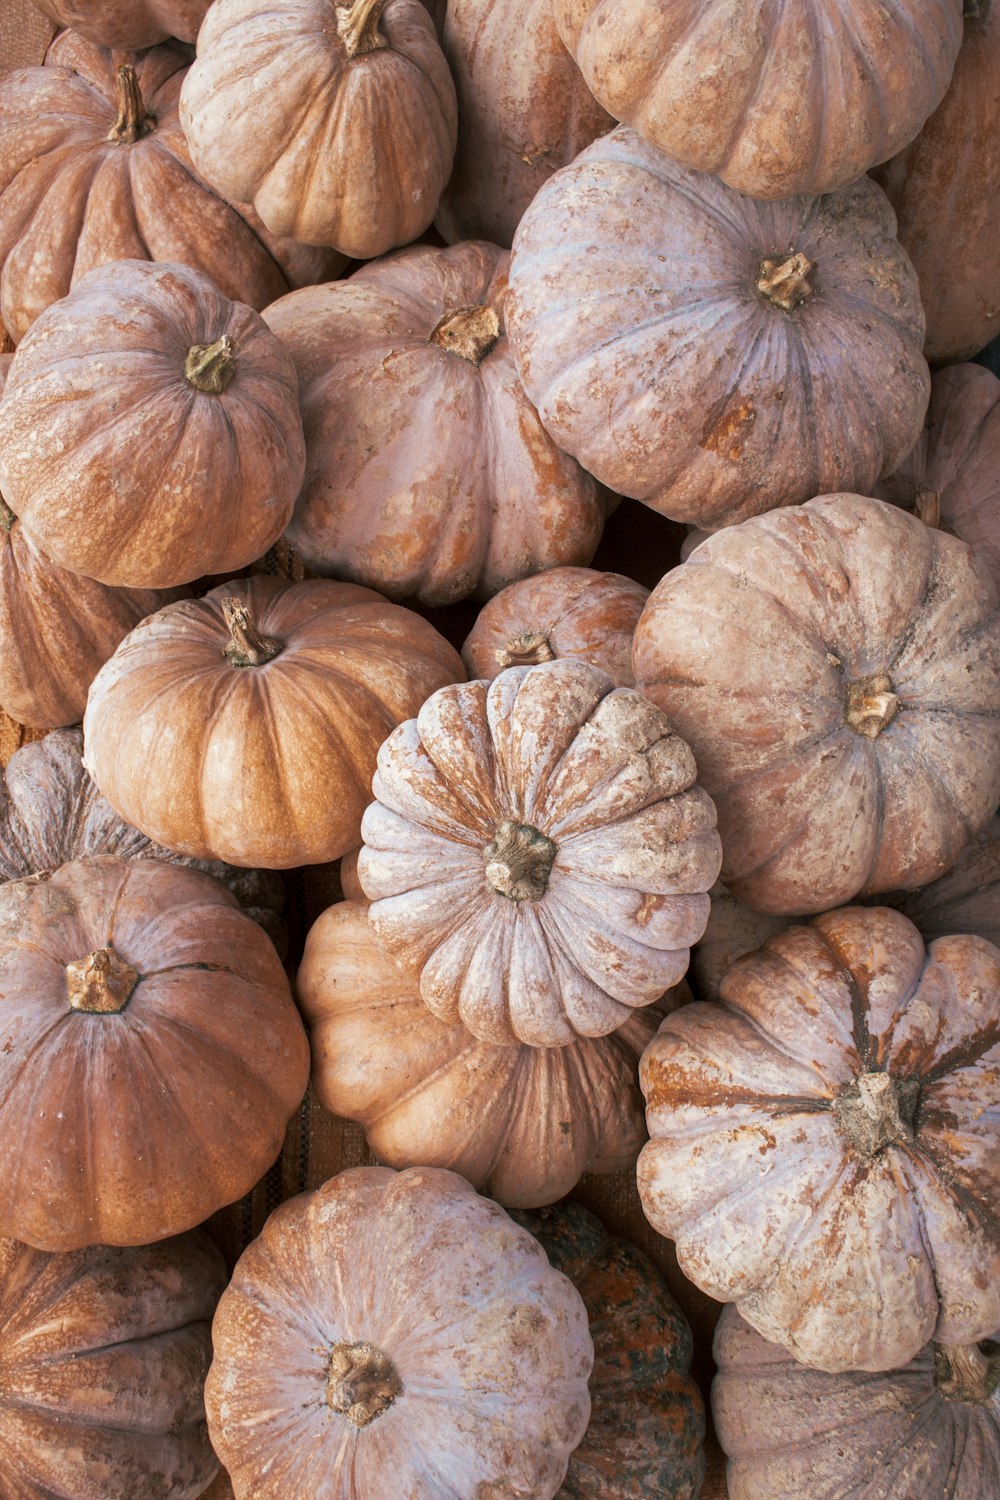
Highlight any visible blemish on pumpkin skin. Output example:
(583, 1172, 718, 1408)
(700, 399, 756, 462)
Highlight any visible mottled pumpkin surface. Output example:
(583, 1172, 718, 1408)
(31, 0, 211, 46)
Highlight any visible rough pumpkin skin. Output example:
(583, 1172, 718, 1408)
(0, 1230, 227, 1499)
(204, 1166, 594, 1500)
(638, 905, 1000, 1373)
(30, 0, 211, 47)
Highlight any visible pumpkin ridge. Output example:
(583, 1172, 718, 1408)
(898, 1134, 1000, 1239)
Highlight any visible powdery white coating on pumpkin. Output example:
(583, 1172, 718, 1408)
(179, 0, 457, 256)
(297, 899, 687, 1206)
(553, 0, 962, 200)
(633, 494, 1000, 915)
(357, 659, 722, 1046)
(638, 905, 1000, 1373)
(205, 1165, 594, 1500)
(712, 1305, 1000, 1499)
(0, 1230, 226, 1498)
(30, 0, 210, 47)
(506, 135, 928, 531)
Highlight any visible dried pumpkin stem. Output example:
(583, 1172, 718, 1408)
(106, 64, 157, 144)
(844, 671, 899, 738)
(336, 0, 390, 56)
(326, 1341, 402, 1425)
(756, 251, 814, 312)
(66, 947, 139, 1014)
(221, 596, 283, 667)
(934, 1342, 1000, 1402)
(484, 819, 557, 901)
(496, 631, 556, 668)
(429, 306, 501, 366)
(184, 337, 236, 394)
(914, 486, 942, 530)
(834, 1071, 920, 1159)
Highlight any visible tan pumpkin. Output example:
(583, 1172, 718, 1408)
(296, 899, 686, 1207)
(461, 566, 648, 686)
(0, 854, 309, 1250)
(83, 576, 464, 868)
(638, 905, 1000, 1372)
(0, 1229, 228, 1498)
(633, 494, 1000, 915)
(30, 0, 211, 47)
(506, 132, 929, 530)
(204, 1166, 594, 1499)
(357, 659, 722, 1046)
(553, 0, 962, 200)
(179, 0, 457, 257)
(263, 242, 610, 605)
(0, 259, 305, 588)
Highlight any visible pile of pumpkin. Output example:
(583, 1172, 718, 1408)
(0, 0, 999, 1495)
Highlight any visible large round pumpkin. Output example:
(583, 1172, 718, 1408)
(30, 0, 211, 47)
(204, 1165, 594, 1499)
(0, 259, 305, 588)
(638, 905, 1000, 1372)
(0, 854, 309, 1250)
(83, 576, 464, 868)
(357, 659, 722, 1046)
(0, 1229, 228, 1497)
(506, 132, 929, 530)
(179, 0, 457, 257)
(633, 494, 1000, 915)
(262, 242, 610, 605)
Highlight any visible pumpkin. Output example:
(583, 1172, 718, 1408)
(356, 658, 722, 1046)
(296, 899, 687, 1208)
(461, 567, 648, 687)
(0, 726, 287, 953)
(875, 362, 1000, 592)
(0, 854, 309, 1250)
(83, 576, 464, 869)
(506, 132, 929, 531)
(434, 0, 614, 247)
(30, 0, 211, 48)
(632, 494, 1000, 915)
(0, 33, 342, 345)
(552, 0, 962, 200)
(872, 1, 1000, 363)
(179, 0, 457, 258)
(0, 259, 305, 588)
(204, 1165, 594, 1499)
(713, 1304, 1000, 1499)
(0, 1228, 228, 1498)
(638, 904, 1000, 1372)
(262, 242, 610, 605)
(513, 1202, 705, 1500)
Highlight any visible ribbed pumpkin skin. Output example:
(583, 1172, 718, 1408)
(435, 0, 613, 247)
(506, 133, 928, 530)
(553, 0, 962, 200)
(83, 576, 465, 869)
(31, 0, 211, 47)
(0, 1230, 226, 1499)
(263, 242, 609, 606)
(179, 0, 457, 256)
(0, 855, 309, 1250)
(638, 906, 1000, 1373)
(296, 900, 686, 1207)
(633, 495, 1000, 915)
(0, 259, 305, 588)
(713, 1305, 1000, 1500)
(513, 1203, 705, 1500)
(205, 1166, 594, 1500)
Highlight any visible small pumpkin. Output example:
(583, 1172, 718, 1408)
(0, 854, 309, 1250)
(83, 576, 464, 869)
(461, 566, 648, 686)
(296, 899, 686, 1208)
(0, 1229, 228, 1498)
(0, 259, 305, 588)
(357, 659, 722, 1046)
(638, 905, 1000, 1372)
(713, 1304, 1000, 1500)
(179, 0, 458, 257)
(30, 0, 211, 47)
(204, 1165, 594, 1500)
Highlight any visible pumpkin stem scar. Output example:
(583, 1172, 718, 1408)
(756, 251, 814, 312)
(844, 671, 899, 738)
(484, 819, 557, 901)
(184, 337, 237, 395)
(428, 305, 501, 366)
(336, 0, 390, 56)
(496, 631, 556, 668)
(326, 1341, 402, 1425)
(106, 64, 157, 144)
(66, 947, 139, 1013)
(935, 1341, 1000, 1402)
(834, 1071, 920, 1158)
(220, 596, 283, 668)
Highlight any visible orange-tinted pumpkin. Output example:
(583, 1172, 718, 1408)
(31, 0, 211, 47)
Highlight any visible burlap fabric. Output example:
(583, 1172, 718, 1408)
(0, 10, 727, 1493)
